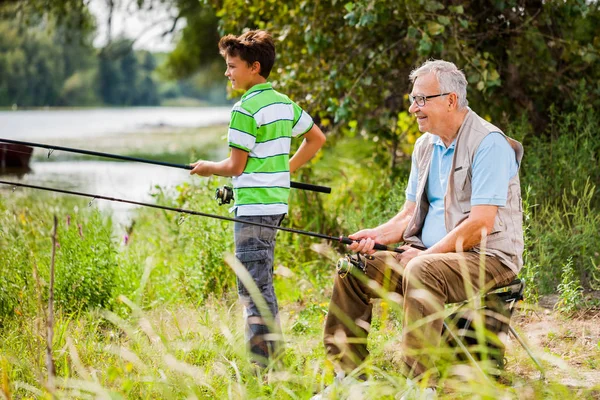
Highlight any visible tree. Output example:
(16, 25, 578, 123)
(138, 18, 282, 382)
(0, 2, 97, 107)
(162, 0, 599, 167)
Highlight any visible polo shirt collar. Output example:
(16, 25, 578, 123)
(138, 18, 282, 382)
(242, 82, 272, 99)
(432, 135, 456, 151)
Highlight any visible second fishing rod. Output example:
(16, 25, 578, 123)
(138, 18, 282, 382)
(0, 138, 331, 194)
(0, 179, 412, 255)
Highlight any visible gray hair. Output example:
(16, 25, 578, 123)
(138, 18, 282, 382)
(409, 60, 469, 109)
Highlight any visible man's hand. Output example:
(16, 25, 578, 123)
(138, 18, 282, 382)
(395, 245, 424, 266)
(348, 228, 382, 255)
(189, 160, 214, 177)
(346, 200, 416, 255)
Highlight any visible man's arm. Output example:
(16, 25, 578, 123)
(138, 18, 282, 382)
(189, 147, 249, 177)
(349, 200, 416, 254)
(425, 205, 497, 254)
(289, 124, 326, 173)
(397, 204, 498, 265)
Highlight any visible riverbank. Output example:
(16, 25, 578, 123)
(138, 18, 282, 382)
(30, 124, 229, 164)
(2, 124, 228, 229)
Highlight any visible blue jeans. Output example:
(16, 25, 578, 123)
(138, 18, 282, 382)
(234, 213, 285, 365)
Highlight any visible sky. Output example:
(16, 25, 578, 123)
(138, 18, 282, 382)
(88, 0, 184, 52)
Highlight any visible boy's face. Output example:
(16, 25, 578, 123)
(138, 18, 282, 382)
(224, 55, 259, 91)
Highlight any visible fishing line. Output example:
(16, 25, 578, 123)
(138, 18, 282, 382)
(0, 138, 331, 194)
(0, 180, 406, 254)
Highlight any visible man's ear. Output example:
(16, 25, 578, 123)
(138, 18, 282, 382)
(448, 92, 458, 110)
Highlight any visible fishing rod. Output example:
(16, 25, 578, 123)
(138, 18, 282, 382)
(0, 138, 331, 194)
(0, 180, 407, 254)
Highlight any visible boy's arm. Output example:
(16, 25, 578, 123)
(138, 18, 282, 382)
(190, 148, 249, 177)
(289, 124, 326, 173)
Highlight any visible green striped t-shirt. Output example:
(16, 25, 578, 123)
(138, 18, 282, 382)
(228, 82, 314, 216)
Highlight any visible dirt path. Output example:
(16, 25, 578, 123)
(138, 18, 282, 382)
(507, 295, 600, 391)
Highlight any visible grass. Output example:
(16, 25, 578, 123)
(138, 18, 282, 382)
(1, 111, 600, 398)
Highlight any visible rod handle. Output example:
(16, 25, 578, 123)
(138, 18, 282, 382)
(187, 161, 331, 194)
(338, 236, 405, 253)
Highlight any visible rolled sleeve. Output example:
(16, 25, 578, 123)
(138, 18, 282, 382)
(405, 151, 419, 202)
(471, 132, 518, 207)
(291, 101, 314, 137)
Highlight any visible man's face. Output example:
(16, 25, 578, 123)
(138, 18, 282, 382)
(224, 55, 256, 91)
(408, 72, 449, 134)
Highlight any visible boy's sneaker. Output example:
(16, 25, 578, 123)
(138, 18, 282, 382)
(396, 379, 437, 400)
(311, 372, 369, 400)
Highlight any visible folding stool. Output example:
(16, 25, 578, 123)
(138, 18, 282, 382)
(442, 278, 545, 379)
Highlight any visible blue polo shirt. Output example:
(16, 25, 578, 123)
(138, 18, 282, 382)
(406, 132, 518, 249)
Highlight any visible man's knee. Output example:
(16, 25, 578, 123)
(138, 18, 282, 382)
(402, 255, 448, 302)
(404, 256, 434, 286)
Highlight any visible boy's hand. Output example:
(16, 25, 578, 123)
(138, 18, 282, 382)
(190, 160, 214, 176)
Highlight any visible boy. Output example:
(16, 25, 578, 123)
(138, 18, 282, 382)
(190, 30, 326, 367)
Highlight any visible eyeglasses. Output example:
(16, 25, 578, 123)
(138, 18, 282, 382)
(408, 93, 450, 107)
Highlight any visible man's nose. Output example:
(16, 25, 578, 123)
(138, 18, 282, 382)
(408, 100, 419, 114)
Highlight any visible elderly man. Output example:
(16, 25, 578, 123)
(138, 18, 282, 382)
(322, 59, 524, 382)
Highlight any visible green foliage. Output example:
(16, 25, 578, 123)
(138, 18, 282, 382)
(1, 285, 598, 399)
(0, 2, 97, 107)
(513, 106, 600, 295)
(518, 104, 600, 209)
(54, 212, 118, 313)
(160, 1, 221, 79)
(116, 180, 236, 307)
(556, 258, 584, 314)
(98, 40, 161, 106)
(0, 201, 35, 323)
(0, 2, 229, 107)
(60, 69, 101, 105)
(522, 179, 599, 294)
(519, 187, 540, 304)
(0, 195, 118, 321)
(182, 0, 600, 152)
(290, 303, 328, 334)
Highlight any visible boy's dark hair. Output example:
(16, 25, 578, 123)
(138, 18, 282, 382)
(218, 30, 275, 79)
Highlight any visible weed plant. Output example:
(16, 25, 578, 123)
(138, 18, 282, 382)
(514, 107, 600, 295)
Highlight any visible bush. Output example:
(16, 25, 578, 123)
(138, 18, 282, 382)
(523, 180, 600, 294)
(517, 104, 600, 209)
(0, 194, 119, 321)
(0, 200, 35, 323)
(116, 181, 235, 307)
(54, 211, 118, 313)
(511, 107, 600, 294)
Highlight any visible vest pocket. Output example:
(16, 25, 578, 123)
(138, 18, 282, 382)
(453, 167, 471, 213)
(491, 213, 506, 234)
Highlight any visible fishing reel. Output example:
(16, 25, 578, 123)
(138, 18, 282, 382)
(336, 253, 373, 278)
(215, 185, 234, 205)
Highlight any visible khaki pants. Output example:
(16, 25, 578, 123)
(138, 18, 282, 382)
(323, 251, 516, 378)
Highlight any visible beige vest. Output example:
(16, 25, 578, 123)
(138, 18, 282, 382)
(403, 109, 524, 275)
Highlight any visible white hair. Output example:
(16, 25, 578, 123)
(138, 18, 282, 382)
(409, 60, 469, 109)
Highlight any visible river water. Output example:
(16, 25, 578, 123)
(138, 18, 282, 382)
(0, 107, 231, 140)
(0, 107, 231, 228)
